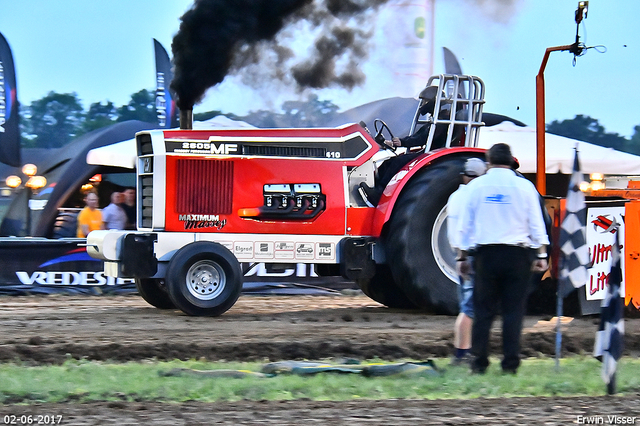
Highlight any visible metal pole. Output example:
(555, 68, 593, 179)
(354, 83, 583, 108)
(539, 44, 575, 371)
(555, 292, 563, 371)
(536, 45, 574, 196)
(25, 187, 32, 236)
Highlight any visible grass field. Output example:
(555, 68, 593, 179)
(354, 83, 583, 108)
(1, 356, 639, 404)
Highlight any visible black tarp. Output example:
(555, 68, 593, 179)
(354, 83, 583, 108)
(0, 236, 354, 296)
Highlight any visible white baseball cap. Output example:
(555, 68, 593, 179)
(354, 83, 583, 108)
(463, 158, 487, 177)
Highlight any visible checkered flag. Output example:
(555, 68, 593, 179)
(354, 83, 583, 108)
(593, 228, 624, 394)
(558, 149, 590, 298)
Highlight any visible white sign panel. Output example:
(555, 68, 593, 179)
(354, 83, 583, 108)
(377, 0, 434, 98)
(585, 206, 625, 301)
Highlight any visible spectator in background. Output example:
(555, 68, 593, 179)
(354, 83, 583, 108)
(120, 187, 136, 230)
(102, 191, 127, 230)
(76, 192, 102, 238)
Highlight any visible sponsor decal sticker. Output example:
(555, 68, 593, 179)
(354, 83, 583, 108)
(234, 241, 253, 258)
(295, 243, 314, 260)
(255, 242, 274, 259)
(275, 241, 295, 259)
(317, 242, 335, 260)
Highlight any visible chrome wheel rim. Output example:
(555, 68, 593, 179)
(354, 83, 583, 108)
(186, 260, 226, 300)
(431, 206, 458, 283)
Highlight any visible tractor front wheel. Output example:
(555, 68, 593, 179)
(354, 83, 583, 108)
(166, 242, 243, 316)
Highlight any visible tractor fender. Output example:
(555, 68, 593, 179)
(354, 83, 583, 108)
(372, 147, 486, 231)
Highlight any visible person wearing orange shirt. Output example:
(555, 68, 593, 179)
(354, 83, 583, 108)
(76, 192, 103, 238)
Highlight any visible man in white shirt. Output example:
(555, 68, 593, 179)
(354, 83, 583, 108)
(446, 157, 486, 366)
(102, 191, 128, 230)
(456, 143, 549, 374)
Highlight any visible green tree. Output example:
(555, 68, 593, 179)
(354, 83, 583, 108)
(240, 95, 339, 128)
(194, 110, 224, 122)
(84, 101, 117, 132)
(23, 92, 84, 148)
(281, 94, 339, 127)
(624, 125, 640, 155)
(546, 115, 627, 152)
(116, 89, 156, 123)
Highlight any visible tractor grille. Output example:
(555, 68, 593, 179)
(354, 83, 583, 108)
(137, 133, 155, 229)
(242, 145, 326, 158)
(176, 159, 234, 214)
(140, 176, 154, 228)
(138, 134, 153, 155)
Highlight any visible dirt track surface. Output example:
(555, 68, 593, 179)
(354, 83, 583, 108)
(1, 293, 639, 425)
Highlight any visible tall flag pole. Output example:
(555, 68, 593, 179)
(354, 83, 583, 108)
(593, 225, 624, 395)
(153, 39, 179, 129)
(0, 32, 21, 167)
(555, 148, 589, 369)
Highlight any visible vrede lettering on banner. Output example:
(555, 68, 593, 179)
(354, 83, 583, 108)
(16, 271, 134, 286)
(179, 214, 227, 230)
(156, 71, 167, 127)
(0, 62, 5, 132)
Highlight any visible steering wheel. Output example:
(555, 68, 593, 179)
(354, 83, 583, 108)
(373, 119, 396, 151)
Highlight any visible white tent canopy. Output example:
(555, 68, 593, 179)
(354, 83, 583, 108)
(477, 122, 640, 175)
(86, 116, 256, 169)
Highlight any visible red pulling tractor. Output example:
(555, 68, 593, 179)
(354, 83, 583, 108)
(87, 74, 489, 316)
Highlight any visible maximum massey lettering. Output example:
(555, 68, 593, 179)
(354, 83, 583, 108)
(179, 214, 227, 230)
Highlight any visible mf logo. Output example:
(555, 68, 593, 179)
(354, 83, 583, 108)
(210, 142, 238, 155)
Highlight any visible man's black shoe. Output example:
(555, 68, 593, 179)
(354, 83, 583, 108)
(358, 182, 381, 207)
(470, 366, 486, 375)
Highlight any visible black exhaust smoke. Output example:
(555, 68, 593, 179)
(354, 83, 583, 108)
(170, 0, 523, 111)
(170, 0, 392, 110)
(171, 0, 313, 110)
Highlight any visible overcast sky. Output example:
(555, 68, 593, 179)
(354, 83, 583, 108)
(1, 0, 638, 137)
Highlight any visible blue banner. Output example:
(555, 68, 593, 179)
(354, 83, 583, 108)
(153, 39, 178, 129)
(0, 32, 21, 167)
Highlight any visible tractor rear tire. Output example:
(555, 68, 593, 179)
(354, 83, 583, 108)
(387, 157, 473, 315)
(135, 278, 175, 309)
(356, 264, 417, 309)
(166, 241, 243, 316)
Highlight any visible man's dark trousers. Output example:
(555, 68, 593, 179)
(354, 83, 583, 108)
(471, 245, 533, 372)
